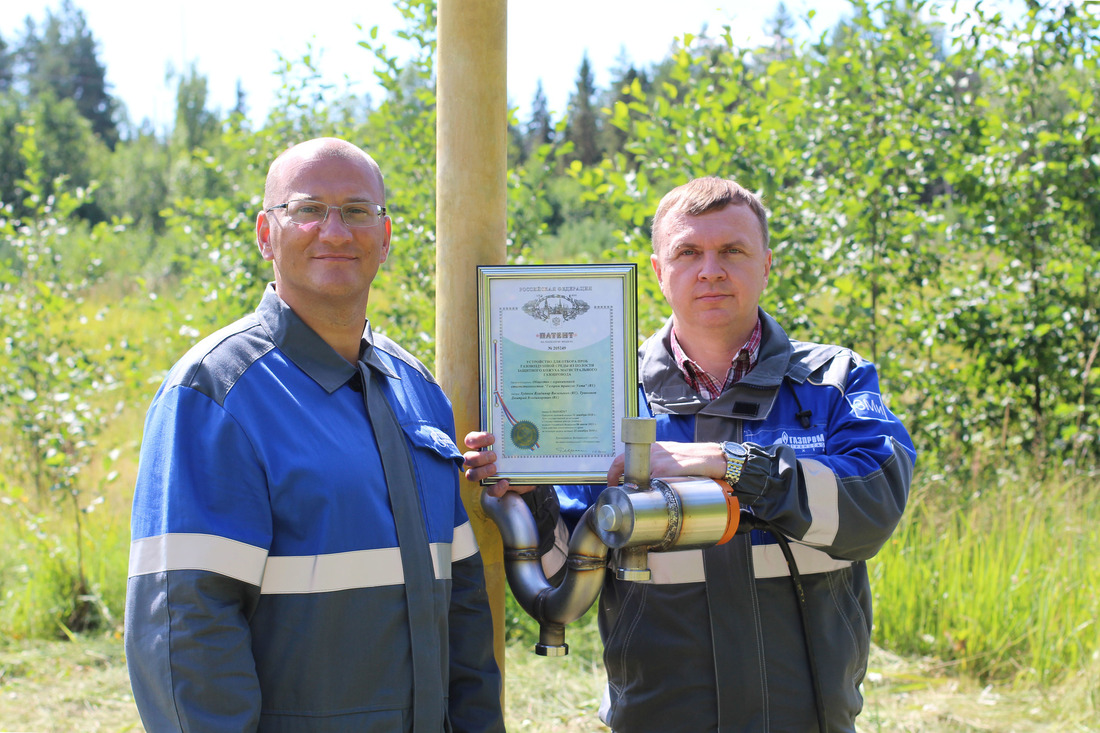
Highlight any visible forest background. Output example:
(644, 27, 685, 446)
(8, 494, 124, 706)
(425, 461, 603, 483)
(0, 0, 1098, 730)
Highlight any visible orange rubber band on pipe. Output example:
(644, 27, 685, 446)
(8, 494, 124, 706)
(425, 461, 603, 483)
(715, 480, 741, 545)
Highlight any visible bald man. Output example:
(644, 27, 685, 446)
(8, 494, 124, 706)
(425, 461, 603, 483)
(126, 138, 503, 733)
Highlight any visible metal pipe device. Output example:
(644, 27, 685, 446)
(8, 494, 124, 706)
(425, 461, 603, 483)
(482, 416, 741, 655)
(595, 417, 742, 579)
(480, 492, 607, 656)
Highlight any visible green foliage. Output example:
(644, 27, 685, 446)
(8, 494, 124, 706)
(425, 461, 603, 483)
(564, 54, 601, 166)
(563, 0, 1100, 472)
(0, 92, 108, 221)
(0, 34, 13, 91)
(0, 143, 125, 633)
(170, 63, 221, 153)
(871, 466, 1100, 685)
(521, 81, 554, 162)
(349, 0, 440, 365)
(97, 128, 170, 231)
(1, 0, 1099, 704)
(935, 1, 1100, 465)
(17, 0, 118, 147)
(0, 475, 128, 639)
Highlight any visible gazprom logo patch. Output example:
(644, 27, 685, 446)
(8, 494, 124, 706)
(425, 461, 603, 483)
(848, 391, 888, 419)
(776, 430, 826, 451)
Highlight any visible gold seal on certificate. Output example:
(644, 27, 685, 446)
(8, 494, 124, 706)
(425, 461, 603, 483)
(478, 264, 639, 485)
(510, 420, 540, 449)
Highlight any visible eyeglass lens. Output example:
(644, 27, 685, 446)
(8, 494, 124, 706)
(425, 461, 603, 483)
(286, 200, 384, 227)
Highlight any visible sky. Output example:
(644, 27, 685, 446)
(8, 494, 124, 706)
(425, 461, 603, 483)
(0, 0, 855, 132)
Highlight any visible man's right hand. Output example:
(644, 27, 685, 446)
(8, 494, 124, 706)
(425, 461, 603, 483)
(605, 440, 728, 487)
(462, 431, 536, 498)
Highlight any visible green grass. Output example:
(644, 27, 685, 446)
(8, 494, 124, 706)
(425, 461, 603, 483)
(2, 426, 1098, 692)
(0, 487, 130, 640)
(871, 470, 1100, 686)
(503, 602, 608, 732)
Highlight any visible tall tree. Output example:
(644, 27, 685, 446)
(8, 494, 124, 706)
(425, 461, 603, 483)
(564, 53, 601, 165)
(166, 64, 226, 205)
(0, 34, 13, 92)
(599, 50, 648, 159)
(760, 2, 797, 63)
(100, 127, 170, 231)
(171, 64, 219, 152)
(0, 94, 23, 208)
(232, 79, 249, 121)
(525, 80, 553, 158)
(3, 92, 108, 221)
(20, 0, 118, 147)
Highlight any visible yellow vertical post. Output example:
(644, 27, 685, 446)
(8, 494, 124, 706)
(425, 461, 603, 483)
(436, 0, 508, 679)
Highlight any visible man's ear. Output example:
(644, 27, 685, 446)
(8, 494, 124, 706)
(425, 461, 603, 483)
(379, 217, 392, 264)
(650, 252, 663, 288)
(257, 211, 274, 261)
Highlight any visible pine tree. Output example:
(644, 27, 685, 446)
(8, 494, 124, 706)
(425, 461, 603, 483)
(172, 64, 219, 152)
(0, 34, 13, 93)
(525, 80, 553, 158)
(599, 49, 648, 159)
(564, 53, 600, 165)
(766, 1, 797, 60)
(20, 0, 119, 147)
(232, 79, 249, 121)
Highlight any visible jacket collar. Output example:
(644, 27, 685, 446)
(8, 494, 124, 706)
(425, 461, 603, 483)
(254, 283, 397, 395)
(640, 308, 793, 419)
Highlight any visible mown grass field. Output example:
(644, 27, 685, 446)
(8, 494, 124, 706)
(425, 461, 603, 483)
(1, 623, 1097, 732)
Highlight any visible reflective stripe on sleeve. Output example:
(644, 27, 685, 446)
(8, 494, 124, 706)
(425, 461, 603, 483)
(752, 542, 851, 579)
(799, 458, 839, 547)
(450, 521, 479, 563)
(128, 533, 268, 586)
(129, 533, 464, 595)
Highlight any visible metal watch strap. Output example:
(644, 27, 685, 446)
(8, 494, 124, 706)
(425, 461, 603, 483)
(722, 441, 748, 485)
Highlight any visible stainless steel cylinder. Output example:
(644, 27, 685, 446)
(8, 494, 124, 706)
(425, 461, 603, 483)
(621, 417, 656, 486)
(595, 476, 739, 551)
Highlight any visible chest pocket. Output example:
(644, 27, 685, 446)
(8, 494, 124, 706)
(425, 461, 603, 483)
(401, 422, 464, 543)
(405, 423, 463, 464)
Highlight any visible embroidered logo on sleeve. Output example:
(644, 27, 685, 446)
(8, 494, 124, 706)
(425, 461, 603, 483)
(847, 391, 889, 420)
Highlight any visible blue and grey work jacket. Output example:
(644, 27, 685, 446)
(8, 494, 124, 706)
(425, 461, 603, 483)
(125, 285, 504, 733)
(549, 309, 916, 733)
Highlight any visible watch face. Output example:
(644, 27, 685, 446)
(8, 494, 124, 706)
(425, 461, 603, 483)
(724, 441, 748, 459)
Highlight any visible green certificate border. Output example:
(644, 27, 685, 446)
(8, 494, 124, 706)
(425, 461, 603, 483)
(477, 264, 639, 484)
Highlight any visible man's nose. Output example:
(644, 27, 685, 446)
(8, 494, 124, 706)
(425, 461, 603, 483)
(318, 208, 353, 242)
(698, 251, 725, 279)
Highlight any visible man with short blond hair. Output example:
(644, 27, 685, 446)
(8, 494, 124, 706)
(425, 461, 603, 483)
(465, 176, 915, 732)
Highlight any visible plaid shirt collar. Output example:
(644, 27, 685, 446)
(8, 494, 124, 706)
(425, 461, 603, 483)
(671, 318, 763, 401)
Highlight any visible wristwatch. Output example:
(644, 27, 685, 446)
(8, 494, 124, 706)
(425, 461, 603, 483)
(721, 441, 749, 486)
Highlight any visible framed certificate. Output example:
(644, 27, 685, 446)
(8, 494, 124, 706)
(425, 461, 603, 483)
(477, 264, 639, 484)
